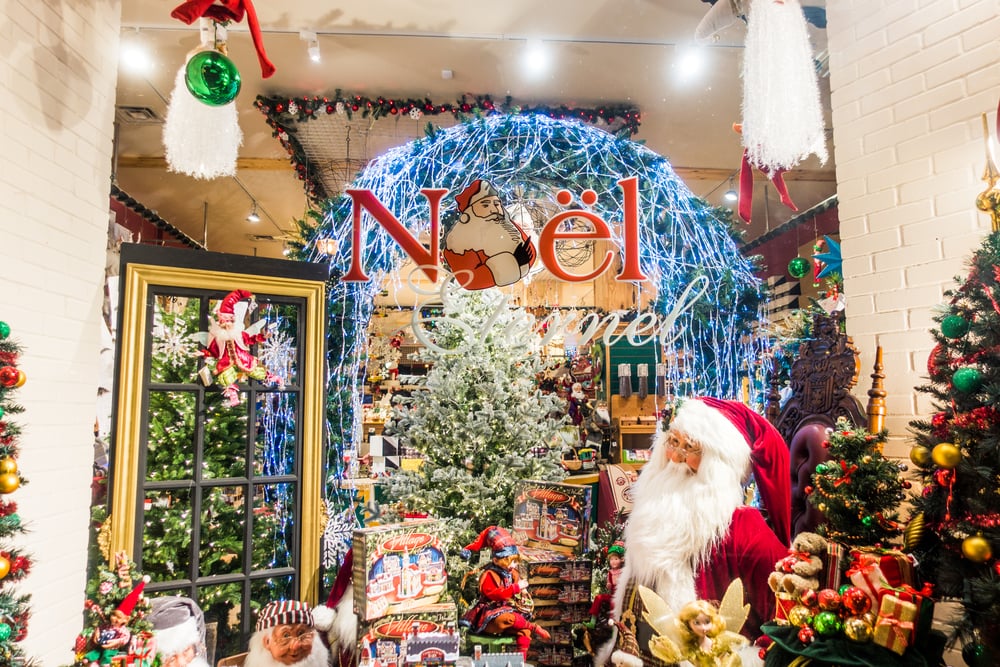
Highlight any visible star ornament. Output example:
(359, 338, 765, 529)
(812, 235, 842, 278)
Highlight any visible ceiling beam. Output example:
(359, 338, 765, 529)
(117, 155, 836, 182)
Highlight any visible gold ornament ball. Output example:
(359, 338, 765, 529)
(843, 616, 874, 643)
(862, 455, 872, 464)
(931, 442, 962, 469)
(818, 503, 827, 512)
(787, 605, 814, 627)
(14, 370, 25, 388)
(0, 459, 16, 475)
(962, 535, 993, 563)
(0, 473, 19, 494)
(0, 555, 9, 579)
(904, 513, 926, 552)
(909, 446, 932, 467)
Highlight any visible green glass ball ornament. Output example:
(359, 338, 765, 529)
(185, 50, 241, 106)
(962, 642, 992, 667)
(952, 366, 983, 394)
(815, 462, 828, 474)
(0, 622, 10, 641)
(0, 406, 4, 420)
(788, 257, 811, 279)
(838, 584, 852, 596)
(940, 314, 970, 339)
(813, 610, 842, 636)
(862, 515, 874, 527)
(0, 321, 9, 339)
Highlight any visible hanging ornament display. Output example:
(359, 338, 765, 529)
(931, 442, 962, 469)
(961, 535, 993, 563)
(904, 513, 925, 551)
(184, 49, 241, 106)
(952, 366, 983, 393)
(812, 235, 843, 278)
(788, 257, 810, 279)
(909, 445, 932, 467)
(940, 314, 971, 339)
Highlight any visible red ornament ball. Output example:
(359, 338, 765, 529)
(0, 367, 18, 387)
(797, 625, 816, 644)
(841, 586, 872, 615)
(798, 588, 818, 608)
(816, 588, 842, 611)
(804, 485, 814, 495)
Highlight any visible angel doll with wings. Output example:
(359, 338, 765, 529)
(638, 579, 750, 667)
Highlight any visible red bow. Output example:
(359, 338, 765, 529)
(776, 550, 811, 573)
(876, 615, 914, 645)
(171, 0, 275, 78)
(834, 460, 859, 487)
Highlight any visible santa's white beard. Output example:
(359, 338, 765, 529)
(246, 632, 330, 667)
(613, 443, 746, 617)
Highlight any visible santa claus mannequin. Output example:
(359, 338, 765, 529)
(149, 596, 211, 667)
(442, 180, 536, 290)
(246, 601, 330, 667)
(603, 398, 790, 667)
(311, 550, 358, 667)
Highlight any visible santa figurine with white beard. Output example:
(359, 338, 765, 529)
(442, 180, 536, 290)
(602, 398, 790, 667)
(245, 601, 330, 667)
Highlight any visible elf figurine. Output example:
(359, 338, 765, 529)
(460, 526, 551, 658)
(85, 577, 147, 665)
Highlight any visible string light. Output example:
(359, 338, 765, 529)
(291, 114, 769, 515)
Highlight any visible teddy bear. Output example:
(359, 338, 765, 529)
(768, 531, 828, 597)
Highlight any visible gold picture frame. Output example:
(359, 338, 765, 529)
(109, 257, 327, 604)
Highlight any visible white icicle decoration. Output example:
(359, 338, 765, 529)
(163, 63, 242, 180)
(741, 0, 827, 172)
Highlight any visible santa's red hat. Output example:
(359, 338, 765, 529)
(460, 525, 519, 560)
(170, 0, 275, 78)
(313, 550, 358, 665)
(669, 398, 791, 545)
(455, 180, 499, 213)
(216, 289, 255, 321)
(117, 576, 149, 616)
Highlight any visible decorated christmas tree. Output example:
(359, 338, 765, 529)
(72, 552, 154, 666)
(383, 286, 568, 596)
(0, 322, 35, 666)
(807, 418, 906, 547)
(909, 231, 1000, 665)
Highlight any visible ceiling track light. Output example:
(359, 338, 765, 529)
(300, 30, 320, 63)
(246, 201, 260, 223)
(724, 177, 738, 203)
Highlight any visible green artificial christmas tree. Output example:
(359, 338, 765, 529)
(383, 286, 568, 598)
(807, 417, 906, 547)
(909, 231, 1000, 664)
(0, 322, 35, 666)
(72, 552, 153, 666)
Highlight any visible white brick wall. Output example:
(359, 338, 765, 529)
(0, 0, 121, 663)
(828, 0, 1000, 459)
(830, 6, 1000, 660)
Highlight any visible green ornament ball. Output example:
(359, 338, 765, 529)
(813, 610, 842, 636)
(0, 321, 9, 339)
(838, 584, 852, 596)
(815, 462, 828, 474)
(952, 366, 983, 394)
(0, 622, 10, 641)
(185, 50, 241, 106)
(788, 257, 811, 279)
(0, 406, 4, 420)
(962, 642, 993, 667)
(940, 314, 970, 339)
(862, 515, 874, 527)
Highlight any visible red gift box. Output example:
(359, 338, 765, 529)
(850, 549, 914, 588)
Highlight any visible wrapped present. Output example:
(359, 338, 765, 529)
(850, 548, 914, 588)
(773, 592, 796, 625)
(876, 582, 934, 607)
(845, 557, 888, 606)
(824, 542, 846, 590)
(873, 594, 917, 656)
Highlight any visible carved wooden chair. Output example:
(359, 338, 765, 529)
(767, 311, 886, 537)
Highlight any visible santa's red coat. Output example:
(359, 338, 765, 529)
(695, 506, 787, 639)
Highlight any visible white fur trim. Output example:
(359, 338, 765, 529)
(330, 584, 358, 658)
(311, 604, 336, 633)
(155, 617, 201, 658)
(670, 399, 751, 478)
(610, 650, 644, 667)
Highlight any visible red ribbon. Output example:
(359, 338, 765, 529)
(171, 0, 276, 78)
(876, 615, 914, 648)
(834, 460, 859, 487)
(776, 550, 811, 573)
(737, 150, 799, 223)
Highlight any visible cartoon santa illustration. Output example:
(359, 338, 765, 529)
(199, 289, 282, 405)
(442, 180, 536, 290)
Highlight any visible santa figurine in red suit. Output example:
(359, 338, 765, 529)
(200, 289, 282, 406)
(459, 526, 551, 659)
(602, 398, 790, 667)
(442, 180, 536, 290)
(311, 549, 358, 667)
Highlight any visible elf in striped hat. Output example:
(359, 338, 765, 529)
(246, 600, 330, 667)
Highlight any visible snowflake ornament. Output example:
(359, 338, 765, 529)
(321, 503, 358, 570)
(409, 108, 423, 120)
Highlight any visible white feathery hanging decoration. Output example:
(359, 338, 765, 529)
(162, 20, 243, 180)
(741, 0, 827, 173)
